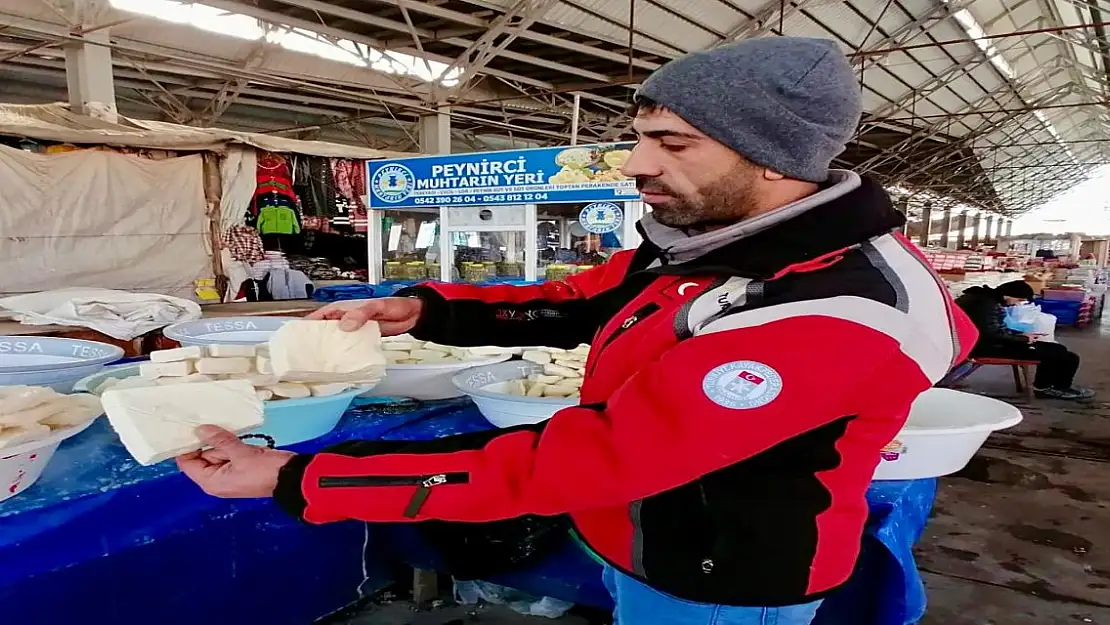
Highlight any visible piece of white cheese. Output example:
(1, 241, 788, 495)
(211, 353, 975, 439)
(39, 394, 103, 429)
(149, 346, 204, 363)
(267, 383, 311, 399)
(102, 379, 264, 466)
(255, 389, 274, 402)
(195, 357, 253, 375)
(522, 350, 553, 365)
(0, 386, 56, 415)
(0, 424, 52, 449)
(207, 344, 258, 358)
(139, 360, 195, 379)
(269, 319, 387, 383)
(308, 383, 352, 397)
(543, 363, 580, 378)
(156, 373, 216, 386)
(256, 355, 273, 375)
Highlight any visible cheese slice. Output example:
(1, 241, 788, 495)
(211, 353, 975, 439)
(140, 360, 194, 379)
(102, 379, 264, 466)
(207, 344, 258, 358)
(0, 424, 52, 449)
(149, 346, 204, 363)
(269, 319, 387, 383)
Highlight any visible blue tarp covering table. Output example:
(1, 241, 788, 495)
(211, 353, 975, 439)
(0, 399, 935, 625)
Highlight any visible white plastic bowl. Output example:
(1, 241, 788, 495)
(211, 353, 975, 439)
(0, 336, 125, 392)
(0, 417, 98, 503)
(453, 361, 576, 428)
(162, 316, 298, 346)
(365, 354, 514, 401)
(872, 388, 1022, 481)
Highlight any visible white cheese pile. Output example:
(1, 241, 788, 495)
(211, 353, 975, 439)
(382, 334, 511, 365)
(499, 345, 590, 400)
(92, 324, 385, 401)
(0, 386, 104, 449)
(102, 379, 265, 466)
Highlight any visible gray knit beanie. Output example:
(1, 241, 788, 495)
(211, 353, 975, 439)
(636, 36, 862, 183)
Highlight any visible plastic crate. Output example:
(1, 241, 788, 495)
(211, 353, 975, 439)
(1036, 298, 1082, 326)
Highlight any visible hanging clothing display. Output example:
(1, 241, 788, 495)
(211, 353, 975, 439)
(257, 204, 301, 235)
(221, 225, 265, 264)
(331, 158, 368, 232)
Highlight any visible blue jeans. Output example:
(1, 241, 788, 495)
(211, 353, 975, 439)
(603, 567, 823, 625)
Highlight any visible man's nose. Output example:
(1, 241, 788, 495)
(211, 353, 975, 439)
(620, 145, 661, 178)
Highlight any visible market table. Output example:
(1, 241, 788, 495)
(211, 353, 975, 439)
(0, 399, 935, 625)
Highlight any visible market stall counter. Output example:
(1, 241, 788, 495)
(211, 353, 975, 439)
(1, 398, 935, 625)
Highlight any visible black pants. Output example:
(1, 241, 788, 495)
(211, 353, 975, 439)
(973, 341, 1081, 390)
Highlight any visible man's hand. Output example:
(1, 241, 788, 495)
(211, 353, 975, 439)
(177, 425, 296, 498)
(307, 297, 424, 334)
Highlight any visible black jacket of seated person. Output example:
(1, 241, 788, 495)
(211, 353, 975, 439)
(954, 283, 1079, 392)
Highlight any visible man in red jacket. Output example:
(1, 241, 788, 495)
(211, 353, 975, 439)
(180, 36, 976, 625)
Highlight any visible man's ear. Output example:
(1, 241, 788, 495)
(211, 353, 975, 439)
(762, 169, 785, 181)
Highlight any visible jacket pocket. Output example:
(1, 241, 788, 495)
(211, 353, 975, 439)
(318, 472, 470, 518)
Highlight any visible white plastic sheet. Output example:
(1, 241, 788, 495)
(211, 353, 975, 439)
(0, 144, 211, 299)
(0, 288, 202, 340)
(218, 146, 256, 231)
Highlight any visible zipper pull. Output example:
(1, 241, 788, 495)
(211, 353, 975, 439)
(621, 315, 638, 329)
(402, 474, 447, 519)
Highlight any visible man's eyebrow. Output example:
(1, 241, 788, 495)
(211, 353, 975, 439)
(636, 129, 702, 140)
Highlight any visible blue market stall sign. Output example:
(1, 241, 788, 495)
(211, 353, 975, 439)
(579, 202, 624, 234)
(368, 142, 637, 208)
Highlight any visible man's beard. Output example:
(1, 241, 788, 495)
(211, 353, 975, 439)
(639, 168, 761, 229)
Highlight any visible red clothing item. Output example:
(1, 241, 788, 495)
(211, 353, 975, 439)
(275, 174, 977, 606)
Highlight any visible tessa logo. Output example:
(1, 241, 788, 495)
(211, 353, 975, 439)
(372, 163, 416, 203)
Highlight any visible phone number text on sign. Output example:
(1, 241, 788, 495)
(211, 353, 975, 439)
(413, 193, 550, 205)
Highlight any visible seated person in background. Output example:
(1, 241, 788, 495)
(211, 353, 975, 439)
(955, 280, 1093, 400)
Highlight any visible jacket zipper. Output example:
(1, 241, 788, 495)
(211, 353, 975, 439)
(587, 302, 661, 376)
(318, 472, 470, 519)
(698, 484, 716, 574)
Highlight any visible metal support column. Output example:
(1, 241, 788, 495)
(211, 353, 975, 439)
(956, 211, 968, 249)
(918, 203, 932, 247)
(64, 0, 116, 121)
(939, 208, 953, 249)
(419, 106, 452, 155)
(996, 218, 1005, 242)
(984, 215, 995, 245)
(1005, 220, 1013, 237)
(970, 213, 982, 248)
(895, 197, 909, 235)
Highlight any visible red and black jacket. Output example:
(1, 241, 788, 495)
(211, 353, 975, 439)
(275, 171, 978, 607)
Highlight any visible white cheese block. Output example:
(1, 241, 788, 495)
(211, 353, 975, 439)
(527, 374, 562, 384)
(525, 383, 546, 398)
(38, 394, 103, 429)
(195, 357, 253, 375)
(242, 374, 280, 387)
(267, 383, 311, 399)
(256, 355, 273, 375)
(420, 341, 453, 354)
(543, 384, 578, 398)
(111, 376, 159, 391)
(505, 380, 528, 396)
(0, 386, 55, 415)
(269, 319, 387, 383)
(522, 350, 552, 365)
(468, 346, 511, 357)
(102, 380, 264, 466)
(0, 424, 52, 449)
(149, 346, 204, 363)
(0, 401, 63, 428)
(309, 383, 352, 397)
(255, 389, 274, 401)
(409, 349, 451, 362)
(207, 344, 258, 358)
(156, 373, 215, 386)
(543, 363, 580, 378)
(140, 360, 195, 379)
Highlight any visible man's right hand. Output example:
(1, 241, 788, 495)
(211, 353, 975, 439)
(307, 297, 425, 335)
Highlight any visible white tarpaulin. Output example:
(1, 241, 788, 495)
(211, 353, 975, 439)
(0, 144, 211, 299)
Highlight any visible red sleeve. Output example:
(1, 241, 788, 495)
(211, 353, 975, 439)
(399, 250, 636, 348)
(289, 311, 941, 524)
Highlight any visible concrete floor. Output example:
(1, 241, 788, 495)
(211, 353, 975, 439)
(337, 323, 1110, 625)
